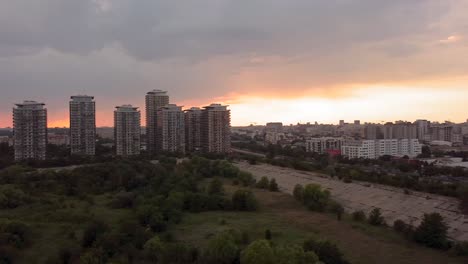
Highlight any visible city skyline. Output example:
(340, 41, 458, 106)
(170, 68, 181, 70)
(1, 1, 468, 127)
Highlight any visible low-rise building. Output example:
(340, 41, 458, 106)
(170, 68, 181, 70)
(341, 139, 422, 159)
(306, 137, 343, 154)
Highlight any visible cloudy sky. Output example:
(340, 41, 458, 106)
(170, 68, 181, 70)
(1, 0, 468, 127)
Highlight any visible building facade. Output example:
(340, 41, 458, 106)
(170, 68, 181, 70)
(13, 101, 47, 161)
(341, 139, 421, 159)
(185, 107, 203, 152)
(201, 104, 231, 153)
(114, 105, 141, 156)
(145, 90, 169, 155)
(156, 104, 185, 153)
(70, 95, 96, 155)
(306, 137, 343, 154)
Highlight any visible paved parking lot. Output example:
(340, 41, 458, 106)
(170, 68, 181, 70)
(236, 162, 468, 241)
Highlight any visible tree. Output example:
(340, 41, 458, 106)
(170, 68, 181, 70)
(82, 221, 108, 248)
(256, 177, 269, 189)
(232, 190, 258, 211)
(144, 236, 164, 262)
(303, 238, 349, 264)
(208, 178, 224, 195)
(414, 213, 448, 249)
(203, 233, 239, 264)
(302, 184, 330, 211)
(368, 208, 385, 226)
(275, 245, 319, 264)
(268, 178, 279, 192)
(241, 240, 275, 264)
(265, 229, 272, 240)
(293, 184, 304, 202)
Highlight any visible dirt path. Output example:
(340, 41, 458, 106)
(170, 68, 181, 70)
(252, 187, 467, 264)
(237, 162, 468, 242)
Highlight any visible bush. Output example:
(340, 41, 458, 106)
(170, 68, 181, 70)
(108, 191, 136, 209)
(232, 190, 258, 211)
(208, 178, 224, 195)
(256, 177, 269, 189)
(241, 240, 275, 264)
(393, 220, 408, 233)
(0, 185, 31, 209)
(452, 241, 468, 256)
(303, 237, 349, 264)
(203, 232, 239, 264)
(329, 201, 345, 221)
(0, 220, 32, 249)
(293, 184, 304, 202)
(144, 236, 164, 262)
(302, 184, 330, 212)
(352, 211, 366, 222)
(82, 221, 108, 248)
(268, 178, 279, 192)
(414, 213, 449, 249)
(368, 208, 385, 226)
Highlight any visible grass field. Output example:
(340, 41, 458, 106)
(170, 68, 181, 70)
(173, 182, 468, 264)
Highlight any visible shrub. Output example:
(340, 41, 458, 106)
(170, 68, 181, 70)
(352, 211, 366, 222)
(293, 184, 304, 202)
(393, 220, 408, 233)
(368, 208, 385, 226)
(144, 236, 164, 262)
(268, 178, 279, 192)
(452, 241, 468, 256)
(256, 177, 269, 189)
(203, 232, 239, 264)
(241, 240, 275, 264)
(414, 213, 449, 249)
(0, 185, 31, 209)
(303, 237, 349, 264)
(208, 178, 224, 195)
(232, 190, 258, 211)
(329, 201, 345, 221)
(302, 184, 330, 212)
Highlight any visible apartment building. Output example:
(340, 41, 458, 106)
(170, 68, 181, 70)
(185, 107, 203, 152)
(156, 104, 185, 153)
(114, 105, 141, 156)
(306, 137, 343, 154)
(201, 104, 231, 153)
(146, 90, 169, 154)
(13, 101, 47, 161)
(341, 139, 422, 159)
(70, 95, 96, 155)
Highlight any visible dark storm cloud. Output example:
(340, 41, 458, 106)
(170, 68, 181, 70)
(0, 0, 467, 126)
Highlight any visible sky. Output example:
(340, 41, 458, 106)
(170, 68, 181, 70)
(0, 0, 468, 127)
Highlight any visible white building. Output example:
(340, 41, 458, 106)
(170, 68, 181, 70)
(341, 139, 422, 159)
(13, 101, 47, 161)
(114, 105, 141, 156)
(70, 95, 96, 155)
(341, 140, 376, 159)
(306, 137, 343, 154)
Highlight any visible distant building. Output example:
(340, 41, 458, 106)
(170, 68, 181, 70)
(354, 120, 361, 125)
(146, 90, 169, 155)
(48, 134, 69, 146)
(265, 122, 283, 132)
(339, 120, 345, 126)
(156, 104, 185, 153)
(114, 105, 141, 156)
(306, 137, 343, 154)
(383, 122, 417, 139)
(415, 119, 430, 140)
(13, 101, 47, 161)
(265, 131, 285, 145)
(364, 124, 382, 140)
(341, 139, 421, 159)
(201, 104, 231, 153)
(185, 107, 203, 152)
(70, 95, 96, 155)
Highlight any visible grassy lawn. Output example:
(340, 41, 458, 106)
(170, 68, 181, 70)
(173, 181, 468, 264)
